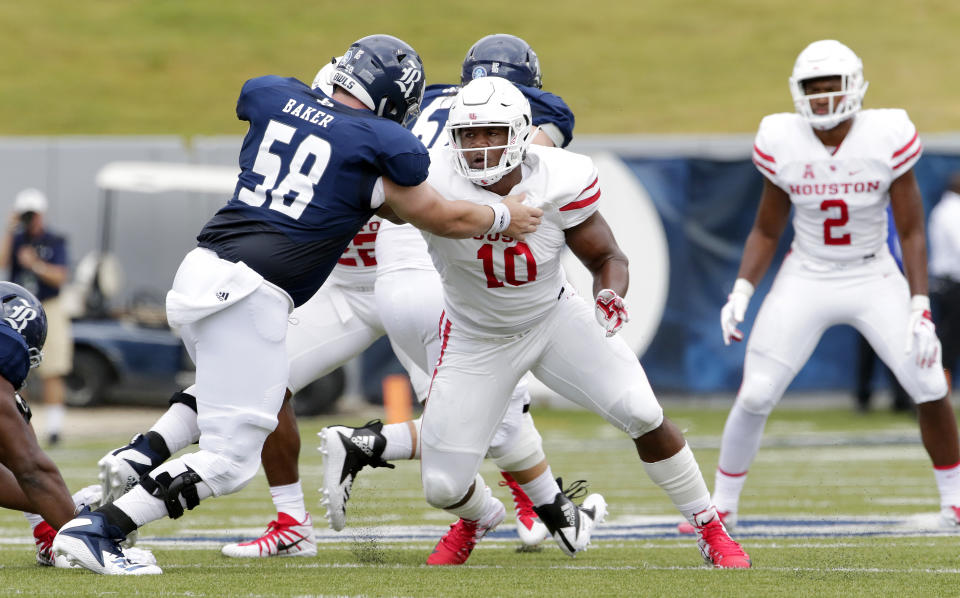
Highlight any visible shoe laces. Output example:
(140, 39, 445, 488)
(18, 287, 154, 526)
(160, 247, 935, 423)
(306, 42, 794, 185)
(343, 420, 395, 473)
(558, 477, 590, 502)
(441, 519, 479, 555)
(699, 518, 747, 557)
(499, 474, 537, 521)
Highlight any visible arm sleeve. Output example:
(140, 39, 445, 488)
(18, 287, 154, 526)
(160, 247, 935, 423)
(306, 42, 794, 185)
(889, 110, 922, 177)
(752, 117, 780, 186)
(377, 124, 431, 187)
(558, 165, 601, 229)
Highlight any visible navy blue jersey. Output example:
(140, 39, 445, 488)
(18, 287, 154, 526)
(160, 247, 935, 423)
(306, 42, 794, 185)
(198, 76, 429, 306)
(410, 83, 575, 149)
(0, 325, 30, 390)
(10, 231, 68, 302)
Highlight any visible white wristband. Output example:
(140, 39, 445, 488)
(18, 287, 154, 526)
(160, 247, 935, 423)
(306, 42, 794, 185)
(486, 203, 511, 235)
(732, 278, 755, 298)
(911, 294, 930, 312)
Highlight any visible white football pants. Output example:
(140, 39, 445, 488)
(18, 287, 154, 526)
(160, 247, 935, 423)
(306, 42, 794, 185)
(420, 288, 664, 508)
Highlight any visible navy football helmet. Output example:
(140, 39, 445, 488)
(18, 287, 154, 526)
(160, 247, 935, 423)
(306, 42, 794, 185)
(0, 282, 46, 368)
(461, 34, 542, 89)
(331, 34, 425, 127)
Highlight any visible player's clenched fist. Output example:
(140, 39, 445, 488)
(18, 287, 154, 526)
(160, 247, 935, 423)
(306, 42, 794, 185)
(595, 289, 629, 337)
(502, 193, 542, 240)
(720, 278, 754, 346)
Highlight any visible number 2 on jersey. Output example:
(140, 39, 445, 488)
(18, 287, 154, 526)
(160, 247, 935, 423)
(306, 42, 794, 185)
(238, 119, 331, 220)
(477, 242, 537, 288)
(820, 199, 851, 245)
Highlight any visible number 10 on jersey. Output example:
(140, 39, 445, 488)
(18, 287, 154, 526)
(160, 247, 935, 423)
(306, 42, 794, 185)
(477, 241, 538, 288)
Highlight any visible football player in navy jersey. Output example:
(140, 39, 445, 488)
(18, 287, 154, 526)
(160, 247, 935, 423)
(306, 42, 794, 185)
(86, 34, 567, 562)
(0, 282, 109, 567)
(53, 34, 542, 575)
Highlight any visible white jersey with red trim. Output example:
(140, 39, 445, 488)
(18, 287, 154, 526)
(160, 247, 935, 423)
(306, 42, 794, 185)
(751, 109, 922, 263)
(325, 216, 381, 288)
(424, 144, 600, 336)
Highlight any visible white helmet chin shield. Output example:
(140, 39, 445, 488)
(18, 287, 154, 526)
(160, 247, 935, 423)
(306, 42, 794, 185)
(789, 40, 869, 130)
(446, 77, 533, 186)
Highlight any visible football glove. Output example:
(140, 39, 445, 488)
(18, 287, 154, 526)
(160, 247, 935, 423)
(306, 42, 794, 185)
(595, 289, 629, 337)
(720, 278, 754, 346)
(905, 295, 941, 368)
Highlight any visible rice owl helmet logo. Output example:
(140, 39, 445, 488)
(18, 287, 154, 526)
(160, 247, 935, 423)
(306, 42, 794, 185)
(395, 58, 423, 98)
(3, 299, 38, 334)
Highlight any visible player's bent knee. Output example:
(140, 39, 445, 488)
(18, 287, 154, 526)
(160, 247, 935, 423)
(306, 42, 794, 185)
(492, 445, 545, 473)
(175, 447, 262, 496)
(489, 414, 544, 472)
(618, 388, 664, 438)
(422, 470, 470, 509)
(736, 377, 781, 415)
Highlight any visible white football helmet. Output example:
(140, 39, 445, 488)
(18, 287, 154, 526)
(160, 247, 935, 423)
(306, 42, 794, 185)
(446, 77, 533, 186)
(789, 40, 869, 130)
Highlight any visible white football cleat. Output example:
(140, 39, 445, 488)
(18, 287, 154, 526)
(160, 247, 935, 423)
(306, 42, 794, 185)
(221, 512, 317, 558)
(533, 480, 607, 557)
(318, 420, 393, 531)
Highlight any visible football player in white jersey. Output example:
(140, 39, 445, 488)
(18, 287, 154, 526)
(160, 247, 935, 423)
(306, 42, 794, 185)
(412, 76, 750, 568)
(683, 40, 960, 534)
(321, 34, 576, 558)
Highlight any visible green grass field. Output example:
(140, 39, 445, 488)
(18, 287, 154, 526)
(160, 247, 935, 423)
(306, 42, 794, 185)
(2, 402, 959, 597)
(5, 1, 960, 135)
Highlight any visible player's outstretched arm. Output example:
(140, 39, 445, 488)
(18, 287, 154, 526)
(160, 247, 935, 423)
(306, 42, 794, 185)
(0, 379, 75, 528)
(382, 177, 542, 240)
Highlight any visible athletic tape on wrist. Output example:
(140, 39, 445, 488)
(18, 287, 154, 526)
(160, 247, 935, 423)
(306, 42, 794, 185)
(486, 203, 511, 235)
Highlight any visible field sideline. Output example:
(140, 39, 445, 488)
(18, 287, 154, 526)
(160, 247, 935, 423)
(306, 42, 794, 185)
(1, 400, 958, 597)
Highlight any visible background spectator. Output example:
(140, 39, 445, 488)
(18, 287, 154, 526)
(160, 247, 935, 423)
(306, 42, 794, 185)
(0, 189, 72, 446)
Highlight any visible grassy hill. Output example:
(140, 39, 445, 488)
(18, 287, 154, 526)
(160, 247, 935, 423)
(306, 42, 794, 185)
(5, 0, 960, 135)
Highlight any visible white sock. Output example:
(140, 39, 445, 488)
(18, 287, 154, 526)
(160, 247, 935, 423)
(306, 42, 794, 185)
(712, 469, 748, 514)
(149, 403, 200, 454)
(113, 485, 171, 527)
(24, 512, 42, 530)
(45, 404, 65, 436)
(115, 460, 215, 526)
(382, 418, 420, 460)
(447, 474, 495, 522)
(716, 403, 769, 475)
(642, 443, 712, 523)
(934, 461, 960, 508)
(270, 481, 306, 522)
(518, 467, 561, 506)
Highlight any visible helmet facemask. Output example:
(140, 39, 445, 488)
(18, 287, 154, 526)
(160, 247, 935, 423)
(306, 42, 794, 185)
(446, 78, 533, 186)
(789, 40, 869, 130)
